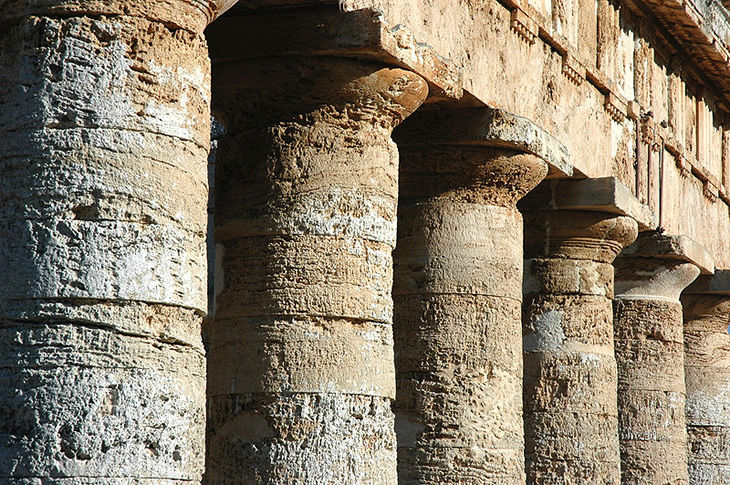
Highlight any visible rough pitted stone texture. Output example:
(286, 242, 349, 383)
(522, 211, 637, 485)
(614, 298, 689, 485)
(0, 0, 238, 33)
(614, 258, 701, 485)
(392, 147, 547, 484)
(0, 4, 213, 481)
(206, 56, 427, 484)
(681, 295, 730, 485)
(206, 393, 396, 484)
(0, 321, 205, 478)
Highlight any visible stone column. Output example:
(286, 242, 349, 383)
(613, 233, 713, 485)
(521, 208, 637, 484)
(0, 0, 232, 481)
(518, 177, 655, 484)
(205, 57, 427, 483)
(391, 109, 549, 484)
(681, 271, 730, 484)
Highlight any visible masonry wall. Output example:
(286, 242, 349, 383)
(336, 0, 730, 267)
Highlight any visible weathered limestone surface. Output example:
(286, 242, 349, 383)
(613, 233, 710, 485)
(521, 177, 656, 231)
(206, 56, 427, 484)
(392, 109, 548, 484)
(521, 208, 638, 484)
(0, 0, 221, 481)
(205, 7, 462, 106)
(327, 0, 730, 268)
(682, 272, 730, 484)
(2, 0, 729, 481)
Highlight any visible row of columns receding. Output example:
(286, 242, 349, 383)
(1, 7, 728, 484)
(206, 55, 730, 484)
(202, 55, 727, 484)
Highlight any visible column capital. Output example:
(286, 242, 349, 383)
(524, 210, 638, 263)
(522, 177, 647, 262)
(615, 233, 713, 301)
(213, 56, 428, 132)
(394, 106, 573, 177)
(0, 0, 232, 32)
(682, 293, 730, 329)
(205, 6, 462, 104)
(394, 108, 567, 207)
(519, 176, 657, 231)
(621, 232, 715, 274)
(684, 269, 730, 295)
(398, 147, 548, 207)
(682, 269, 730, 324)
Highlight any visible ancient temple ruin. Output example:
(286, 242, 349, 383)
(2, 0, 730, 483)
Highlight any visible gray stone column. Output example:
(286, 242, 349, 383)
(614, 233, 713, 485)
(391, 109, 552, 484)
(681, 271, 730, 484)
(0, 0, 232, 482)
(521, 208, 637, 485)
(205, 57, 427, 483)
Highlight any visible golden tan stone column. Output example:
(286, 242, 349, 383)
(519, 178, 645, 485)
(614, 233, 713, 485)
(205, 56, 427, 483)
(522, 214, 635, 484)
(391, 109, 562, 484)
(0, 1, 232, 481)
(681, 271, 730, 484)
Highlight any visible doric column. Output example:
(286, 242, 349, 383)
(520, 178, 641, 484)
(0, 0, 232, 481)
(614, 233, 713, 485)
(681, 271, 730, 484)
(391, 108, 553, 484)
(205, 56, 427, 483)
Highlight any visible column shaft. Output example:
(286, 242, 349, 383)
(393, 146, 547, 484)
(614, 254, 701, 484)
(522, 210, 637, 484)
(0, 2, 216, 481)
(681, 293, 730, 484)
(206, 57, 427, 483)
